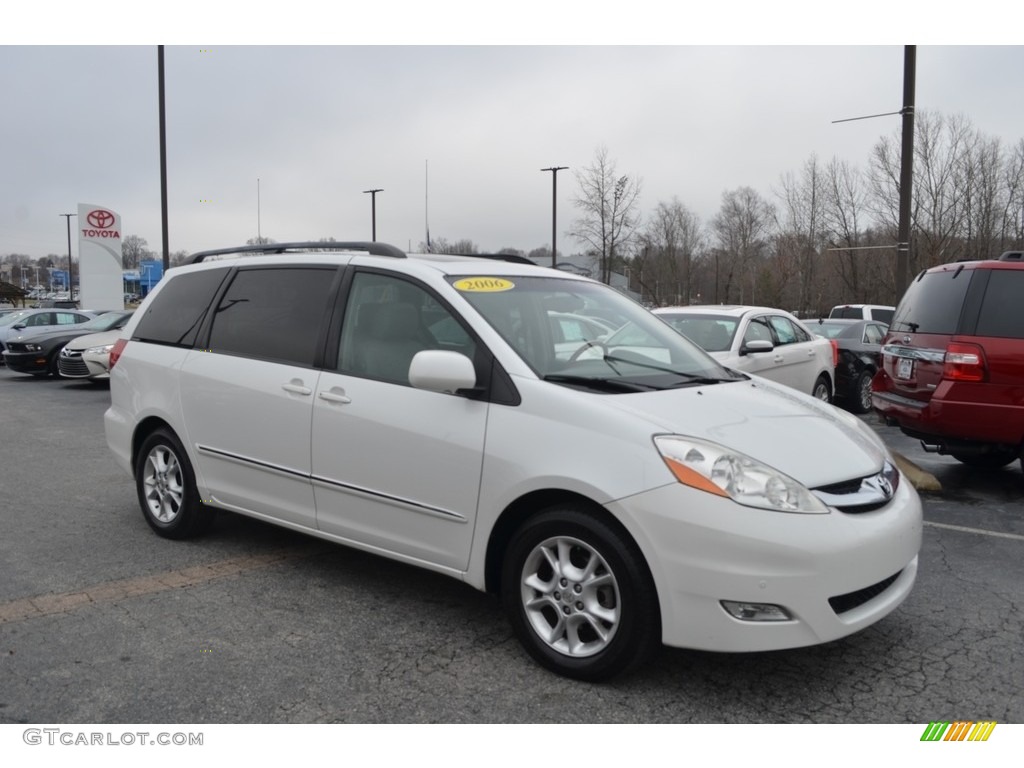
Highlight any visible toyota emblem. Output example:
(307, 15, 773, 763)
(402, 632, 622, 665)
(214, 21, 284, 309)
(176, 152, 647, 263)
(87, 209, 116, 229)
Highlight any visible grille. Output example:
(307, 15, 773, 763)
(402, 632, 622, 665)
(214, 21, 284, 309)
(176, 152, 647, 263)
(811, 461, 900, 514)
(829, 571, 901, 614)
(58, 357, 90, 376)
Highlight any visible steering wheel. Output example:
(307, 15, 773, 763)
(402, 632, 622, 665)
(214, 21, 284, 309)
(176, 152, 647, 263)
(568, 339, 609, 363)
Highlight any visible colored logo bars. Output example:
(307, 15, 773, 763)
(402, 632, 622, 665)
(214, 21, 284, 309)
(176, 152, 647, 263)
(921, 721, 997, 741)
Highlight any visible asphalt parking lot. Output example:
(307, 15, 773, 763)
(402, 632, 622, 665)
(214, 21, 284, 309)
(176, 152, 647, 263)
(1, 367, 1022, 724)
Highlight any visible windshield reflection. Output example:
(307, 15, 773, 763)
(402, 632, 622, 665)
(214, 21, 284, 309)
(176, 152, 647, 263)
(450, 275, 740, 391)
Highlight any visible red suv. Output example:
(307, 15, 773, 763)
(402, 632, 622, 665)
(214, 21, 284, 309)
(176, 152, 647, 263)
(872, 252, 1024, 470)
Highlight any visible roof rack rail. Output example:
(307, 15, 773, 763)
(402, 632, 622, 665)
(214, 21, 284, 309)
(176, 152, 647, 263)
(430, 252, 538, 265)
(189, 241, 406, 264)
(998, 250, 1023, 262)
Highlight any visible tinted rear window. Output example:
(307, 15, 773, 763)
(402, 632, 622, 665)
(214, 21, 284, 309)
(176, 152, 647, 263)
(208, 267, 337, 366)
(889, 269, 973, 334)
(976, 270, 1024, 339)
(133, 268, 228, 347)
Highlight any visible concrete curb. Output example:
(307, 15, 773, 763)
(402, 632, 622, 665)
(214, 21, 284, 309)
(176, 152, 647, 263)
(892, 450, 942, 492)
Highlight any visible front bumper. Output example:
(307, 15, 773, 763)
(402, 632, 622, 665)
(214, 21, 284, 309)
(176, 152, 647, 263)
(2, 350, 50, 374)
(58, 347, 110, 379)
(609, 475, 922, 652)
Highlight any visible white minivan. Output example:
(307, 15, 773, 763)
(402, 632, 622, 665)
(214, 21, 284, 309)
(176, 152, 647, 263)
(105, 242, 922, 680)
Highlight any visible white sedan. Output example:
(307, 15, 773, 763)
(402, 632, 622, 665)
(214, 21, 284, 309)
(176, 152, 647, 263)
(651, 305, 837, 401)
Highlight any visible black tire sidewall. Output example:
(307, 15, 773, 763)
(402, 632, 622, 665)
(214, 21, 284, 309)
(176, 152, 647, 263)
(134, 429, 207, 539)
(502, 505, 660, 681)
(814, 375, 831, 403)
(853, 371, 873, 414)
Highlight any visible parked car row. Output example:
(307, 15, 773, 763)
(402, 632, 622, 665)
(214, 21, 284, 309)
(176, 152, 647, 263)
(0, 308, 132, 379)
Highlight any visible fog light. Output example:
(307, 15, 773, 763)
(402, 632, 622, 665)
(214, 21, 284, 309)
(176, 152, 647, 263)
(721, 601, 792, 621)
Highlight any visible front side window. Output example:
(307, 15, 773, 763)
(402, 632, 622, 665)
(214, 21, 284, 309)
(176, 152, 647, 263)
(207, 267, 337, 367)
(768, 315, 800, 345)
(338, 271, 473, 385)
(744, 317, 774, 346)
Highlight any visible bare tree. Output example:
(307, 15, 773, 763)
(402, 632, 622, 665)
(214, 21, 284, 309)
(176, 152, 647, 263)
(415, 237, 479, 254)
(570, 146, 642, 284)
(636, 197, 704, 305)
(820, 158, 896, 305)
(711, 187, 775, 304)
(775, 155, 826, 313)
(121, 234, 154, 270)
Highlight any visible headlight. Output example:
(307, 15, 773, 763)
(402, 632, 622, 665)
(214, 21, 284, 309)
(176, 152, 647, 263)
(84, 344, 114, 355)
(23, 343, 43, 352)
(654, 435, 829, 514)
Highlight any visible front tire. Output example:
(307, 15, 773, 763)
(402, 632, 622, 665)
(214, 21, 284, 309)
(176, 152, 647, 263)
(134, 428, 213, 539)
(502, 505, 660, 681)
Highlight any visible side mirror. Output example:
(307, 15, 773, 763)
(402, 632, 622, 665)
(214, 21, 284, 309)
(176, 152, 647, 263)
(741, 339, 774, 356)
(409, 350, 477, 394)
(12, 323, 25, 330)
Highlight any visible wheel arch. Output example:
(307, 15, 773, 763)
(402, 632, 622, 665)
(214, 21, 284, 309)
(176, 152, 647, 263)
(131, 416, 180, 471)
(483, 489, 656, 600)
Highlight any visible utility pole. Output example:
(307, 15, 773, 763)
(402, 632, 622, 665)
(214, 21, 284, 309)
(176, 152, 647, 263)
(896, 45, 916, 297)
(59, 213, 76, 298)
(158, 45, 170, 270)
(541, 166, 568, 268)
(363, 189, 383, 242)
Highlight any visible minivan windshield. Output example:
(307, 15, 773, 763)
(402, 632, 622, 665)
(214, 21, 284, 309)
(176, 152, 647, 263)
(450, 275, 740, 391)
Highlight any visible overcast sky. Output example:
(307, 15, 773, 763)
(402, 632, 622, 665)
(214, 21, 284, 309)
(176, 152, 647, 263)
(3, 7, 1021, 260)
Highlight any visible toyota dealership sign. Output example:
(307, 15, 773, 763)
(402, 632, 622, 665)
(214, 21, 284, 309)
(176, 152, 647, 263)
(77, 202, 124, 311)
(82, 208, 121, 239)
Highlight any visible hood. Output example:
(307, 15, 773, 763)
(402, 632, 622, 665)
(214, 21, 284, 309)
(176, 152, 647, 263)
(607, 377, 886, 488)
(63, 328, 124, 352)
(8, 327, 92, 345)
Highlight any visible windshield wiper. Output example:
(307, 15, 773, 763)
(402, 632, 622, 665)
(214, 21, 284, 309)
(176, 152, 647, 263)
(602, 353, 740, 384)
(543, 374, 662, 393)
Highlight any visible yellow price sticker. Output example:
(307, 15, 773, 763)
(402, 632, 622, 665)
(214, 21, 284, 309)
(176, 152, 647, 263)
(453, 277, 515, 293)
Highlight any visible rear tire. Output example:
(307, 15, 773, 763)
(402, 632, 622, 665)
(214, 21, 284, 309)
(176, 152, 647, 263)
(951, 449, 1017, 469)
(134, 428, 214, 539)
(851, 370, 874, 414)
(812, 374, 832, 404)
(502, 504, 661, 681)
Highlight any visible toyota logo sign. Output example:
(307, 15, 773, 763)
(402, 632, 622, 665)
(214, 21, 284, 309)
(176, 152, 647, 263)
(87, 209, 116, 229)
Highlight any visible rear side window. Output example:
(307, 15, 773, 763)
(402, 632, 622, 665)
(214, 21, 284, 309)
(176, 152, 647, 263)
(976, 270, 1024, 339)
(890, 270, 973, 334)
(870, 308, 894, 324)
(207, 267, 337, 367)
(830, 307, 861, 319)
(134, 268, 228, 347)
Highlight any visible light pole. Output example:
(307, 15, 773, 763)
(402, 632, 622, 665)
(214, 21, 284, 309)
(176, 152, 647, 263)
(541, 166, 568, 268)
(363, 189, 383, 242)
(59, 213, 76, 299)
